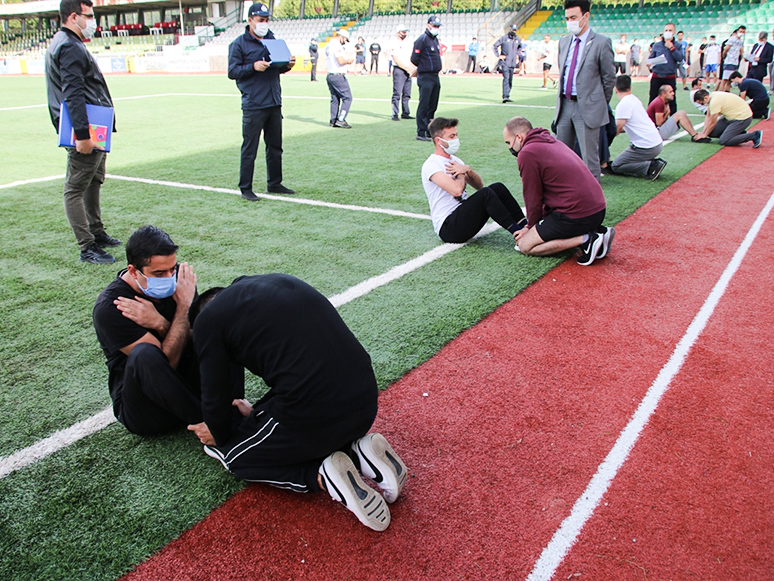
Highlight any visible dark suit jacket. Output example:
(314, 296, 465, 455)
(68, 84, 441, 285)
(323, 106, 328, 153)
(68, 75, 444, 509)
(554, 29, 616, 129)
(747, 41, 773, 80)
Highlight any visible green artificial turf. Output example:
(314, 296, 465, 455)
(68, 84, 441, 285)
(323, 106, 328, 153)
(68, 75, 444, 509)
(0, 72, 723, 580)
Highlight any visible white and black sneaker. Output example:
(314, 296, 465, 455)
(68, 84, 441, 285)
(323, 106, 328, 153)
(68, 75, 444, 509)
(351, 433, 407, 504)
(596, 226, 616, 259)
(319, 451, 390, 531)
(577, 230, 604, 266)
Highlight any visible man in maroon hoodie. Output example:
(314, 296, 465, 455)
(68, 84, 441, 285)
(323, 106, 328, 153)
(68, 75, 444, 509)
(504, 116, 615, 265)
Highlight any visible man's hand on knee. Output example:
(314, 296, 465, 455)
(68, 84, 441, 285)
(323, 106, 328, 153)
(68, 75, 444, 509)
(515, 226, 543, 254)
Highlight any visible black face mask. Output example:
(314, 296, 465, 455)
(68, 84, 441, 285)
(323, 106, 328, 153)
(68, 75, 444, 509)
(509, 32, 516, 37)
(509, 147, 519, 157)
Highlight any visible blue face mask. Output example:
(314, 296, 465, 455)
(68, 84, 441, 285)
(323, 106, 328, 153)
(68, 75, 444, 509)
(138, 270, 177, 299)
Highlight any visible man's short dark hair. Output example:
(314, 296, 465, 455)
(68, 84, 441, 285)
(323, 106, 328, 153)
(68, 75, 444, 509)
(564, 0, 590, 15)
(615, 74, 632, 92)
(60, 0, 92, 23)
(678, 30, 684, 35)
(188, 287, 224, 327)
(729, 71, 743, 81)
(734, 26, 746, 33)
(693, 89, 710, 103)
(428, 117, 458, 139)
(505, 116, 533, 136)
(125, 225, 178, 271)
(691, 78, 701, 88)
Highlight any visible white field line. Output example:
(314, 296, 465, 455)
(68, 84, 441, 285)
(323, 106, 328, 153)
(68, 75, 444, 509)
(0, 174, 64, 189)
(105, 174, 432, 220)
(0, 222, 500, 480)
(526, 190, 774, 581)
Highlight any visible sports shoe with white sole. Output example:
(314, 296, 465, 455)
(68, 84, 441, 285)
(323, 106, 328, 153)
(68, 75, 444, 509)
(351, 433, 407, 503)
(319, 451, 391, 531)
(596, 226, 616, 259)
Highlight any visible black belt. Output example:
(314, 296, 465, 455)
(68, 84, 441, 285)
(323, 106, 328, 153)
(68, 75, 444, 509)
(328, 72, 346, 75)
(562, 95, 578, 101)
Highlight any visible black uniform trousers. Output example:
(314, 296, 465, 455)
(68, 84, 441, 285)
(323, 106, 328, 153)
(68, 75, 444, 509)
(649, 76, 677, 115)
(116, 342, 202, 436)
(205, 393, 378, 493)
(750, 95, 770, 118)
(310, 59, 317, 81)
(370, 54, 380, 72)
(438, 182, 525, 243)
(502, 65, 515, 99)
(416, 72, 441, 137)
(239, 106, 283, 193)
(467, 55, 476, 72)
(392, 67, 412, 118)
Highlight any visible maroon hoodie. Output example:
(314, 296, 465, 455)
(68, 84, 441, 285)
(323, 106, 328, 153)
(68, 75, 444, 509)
(517, 128, 606, 227)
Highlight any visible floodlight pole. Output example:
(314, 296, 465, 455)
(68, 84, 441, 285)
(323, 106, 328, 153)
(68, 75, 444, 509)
(178, 0, 184, 37)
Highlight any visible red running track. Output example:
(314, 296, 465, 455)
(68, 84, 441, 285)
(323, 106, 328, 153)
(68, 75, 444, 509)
(123, 122, 772, 581)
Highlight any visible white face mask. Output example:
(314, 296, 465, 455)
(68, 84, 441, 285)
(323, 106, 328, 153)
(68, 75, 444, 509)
(440, 137, 460, 155)
(79, 15, 97, 39)
(737, 33, 745, 40)
(663, 31, 674, 40)
(567, 19, 583, 36)
(428, 27, 439, 37)
(253, 22, 269, 37)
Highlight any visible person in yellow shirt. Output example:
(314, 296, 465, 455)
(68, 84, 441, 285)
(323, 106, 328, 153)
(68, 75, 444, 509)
(693, 89, 762, 147)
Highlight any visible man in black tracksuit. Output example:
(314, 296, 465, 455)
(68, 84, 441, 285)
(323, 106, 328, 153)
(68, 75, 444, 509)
(45, 0, 121, 264)
(411, 15, 443, 141)
(187, 274, 408, 531)
(228, 2, 295, 201)
(493, 24, 523, 103)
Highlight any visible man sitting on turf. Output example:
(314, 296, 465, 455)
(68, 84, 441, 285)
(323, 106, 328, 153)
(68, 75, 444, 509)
(503, 116, 614, 266)
(93, 225, 203, 435)
(186, 274, 407, 532)
(693, 89, 763, 147)
(421, 117, 527, 245)
(647, 84, 711, 142)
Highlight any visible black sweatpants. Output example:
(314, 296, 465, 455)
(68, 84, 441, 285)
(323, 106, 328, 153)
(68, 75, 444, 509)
(116, 342, 202, 436)
(416, 72, 440, 137)
(205, 396, 378, 493)
(239, 106, 283, 192)
(439, 182, 525, 243)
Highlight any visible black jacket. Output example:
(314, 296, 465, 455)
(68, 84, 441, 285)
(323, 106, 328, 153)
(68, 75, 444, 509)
(45, 27, 115, 139)
(411, 30, 442, 74)
(228, 27, 291, 111)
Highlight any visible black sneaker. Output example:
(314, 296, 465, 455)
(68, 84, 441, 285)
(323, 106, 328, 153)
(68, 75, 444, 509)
(80, 243, 116, 264)
(267, 184, 295, 194)
(596, 226, 616, 259)
(600, 164, 615, 176)
(577, 231, 604, 266)
(752, 130, 763, 148)
(502, 98, 514, 103)
(241, 190, 260, 201)
(416, 134, 432, 142)
(93, 232, 121, 247)
(391, 115, 400, 121)
(763, 108, 770, 120)
(646, 158, 667, 180)
(401, 114, 414, 119)
(333, 120, 352, 129)
(691, 135, 712, 143)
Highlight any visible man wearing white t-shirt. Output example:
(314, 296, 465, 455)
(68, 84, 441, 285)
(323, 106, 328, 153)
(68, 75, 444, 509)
(325, 29, 355, 128)
(421, 117, 526, 244)
(610, 75, 667, 180)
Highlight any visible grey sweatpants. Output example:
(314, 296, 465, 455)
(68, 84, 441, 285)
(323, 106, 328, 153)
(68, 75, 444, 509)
(611, 142, 663, 177)
(327, 73, 352, 122)
(709, 116, 753, 146)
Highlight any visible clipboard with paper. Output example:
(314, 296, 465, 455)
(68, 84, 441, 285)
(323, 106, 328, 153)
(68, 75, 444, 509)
(58, 101, 114, 152)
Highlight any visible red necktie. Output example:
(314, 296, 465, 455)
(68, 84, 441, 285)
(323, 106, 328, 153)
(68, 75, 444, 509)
(565, 37, 581, 100)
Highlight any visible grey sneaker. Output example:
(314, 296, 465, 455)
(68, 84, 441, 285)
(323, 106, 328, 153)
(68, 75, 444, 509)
(319, 451, 390, 531)
(351, 433, 407, 504)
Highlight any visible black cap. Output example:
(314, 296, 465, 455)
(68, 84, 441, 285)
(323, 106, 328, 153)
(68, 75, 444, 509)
(247, 3, 270, 18)
(427, 15, 442, 26)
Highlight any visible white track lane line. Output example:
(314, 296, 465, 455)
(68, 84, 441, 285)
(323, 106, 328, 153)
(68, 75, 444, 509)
(526, 190, 774, 581)
(0, 221, 501, 479)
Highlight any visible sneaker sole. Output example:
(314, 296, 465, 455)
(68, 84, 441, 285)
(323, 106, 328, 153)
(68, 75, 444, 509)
(321, 452, 390, 531)
(597, 226, 615, 259)
(352, 433, 407, 504)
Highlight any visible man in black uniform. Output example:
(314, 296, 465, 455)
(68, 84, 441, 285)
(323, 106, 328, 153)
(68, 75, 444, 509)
(45, 0, 121, 264)
(187, 274, 408, 532)
(228, 3, 295, 201)
(93, 225, 202, 435)
(411, 15, 443, 141)
(369, 39, 381, 73)
(493, 24, 522, 103)
(308, 38, 318, 81)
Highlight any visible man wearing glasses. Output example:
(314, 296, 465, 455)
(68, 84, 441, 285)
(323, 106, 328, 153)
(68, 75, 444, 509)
(46, 0, 121, 264)
(93, 226, 203, 436)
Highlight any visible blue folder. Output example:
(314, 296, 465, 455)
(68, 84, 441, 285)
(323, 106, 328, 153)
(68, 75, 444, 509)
(58, 101, 114, 152)
(262, 39, 292, 68)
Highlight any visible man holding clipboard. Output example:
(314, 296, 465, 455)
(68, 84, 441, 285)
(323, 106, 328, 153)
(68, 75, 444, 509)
(46, 0, 120, 264)
(228, 3, 296, 201)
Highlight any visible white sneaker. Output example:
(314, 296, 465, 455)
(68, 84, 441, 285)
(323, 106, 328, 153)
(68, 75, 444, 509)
(319, 451, 391, 531)
(351, 433, 408, 503)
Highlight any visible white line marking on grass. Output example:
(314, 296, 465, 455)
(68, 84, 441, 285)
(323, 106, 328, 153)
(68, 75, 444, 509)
(663, 122, 706, 145)
(106, 174, 432, 220)
(0, 174, 64, 190)
(0, 219, 502, 479)
(526, 190, 774, 581)
(0, 407, 116, 479)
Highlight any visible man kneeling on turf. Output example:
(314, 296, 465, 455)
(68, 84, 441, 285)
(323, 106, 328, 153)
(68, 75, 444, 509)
(186, 274, 407, 532)
(421, 117, 527, 244)
(503, 116, 614, 266)
(93, 226, 203, 435)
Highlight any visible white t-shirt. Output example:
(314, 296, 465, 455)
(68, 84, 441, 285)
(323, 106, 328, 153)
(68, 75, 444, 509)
(614, 40, 628, 62)
(422, 153, 467, 234)
(326, 41, 349, 73)
(540, 41, 553, 60)
(704, 43, 721, 65)
(615, 93, 663, 149)
(390, 36, 412, 69)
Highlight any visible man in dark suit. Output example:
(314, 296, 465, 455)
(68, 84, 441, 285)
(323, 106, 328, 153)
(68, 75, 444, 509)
(746, 31, 773, 82)
(554, 0, 616, 183)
